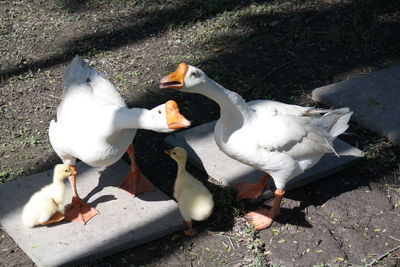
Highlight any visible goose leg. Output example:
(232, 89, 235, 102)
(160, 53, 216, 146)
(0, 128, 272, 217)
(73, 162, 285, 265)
(64, 166, 99, 224)
(245, 189, 285, 230)
(119, 144, 156, 196)
(183, 220, 198, 237)
(236, 173, 270, 199)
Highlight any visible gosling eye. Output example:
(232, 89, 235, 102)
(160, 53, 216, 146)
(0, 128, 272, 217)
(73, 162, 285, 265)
(173, 152, 176, 155)
(64, 169, 68, 172)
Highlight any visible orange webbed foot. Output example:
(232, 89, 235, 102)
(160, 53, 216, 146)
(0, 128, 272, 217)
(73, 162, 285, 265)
(64, 197, 99, 224)
(245, 208, 275, 231)
(184, 227, 198, 237)
(39, 211, 65, 226)
(183, 220, 198, 236)
(119, 170, 156, 197)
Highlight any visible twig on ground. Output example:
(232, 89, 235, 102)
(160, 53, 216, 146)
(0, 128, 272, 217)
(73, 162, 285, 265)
(368, 244, 400, 266)
(388, 187, 400, 191)
(212, 232, 236, 250)
(249, 56, 297, 91)
(389, 236, 400, 242)
(287, 50, 297, 58)
(229, 258, 252, 266)
(228, 236, 235, 250)
(211, 232, 229, 237)
(268, 236, 276, 248)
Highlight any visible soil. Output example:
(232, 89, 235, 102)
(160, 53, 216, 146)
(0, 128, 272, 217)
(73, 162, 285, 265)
(1, 0, 400, 266)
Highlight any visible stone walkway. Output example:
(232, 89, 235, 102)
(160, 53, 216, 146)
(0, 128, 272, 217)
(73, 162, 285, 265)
(312, 65, 400, 145)
(0, 160, 185, 267)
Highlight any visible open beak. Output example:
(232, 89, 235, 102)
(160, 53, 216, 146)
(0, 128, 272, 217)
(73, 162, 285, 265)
(165, 100, 191, 130)
(164, 149, 171, 156)
(159, 63, 188, 90)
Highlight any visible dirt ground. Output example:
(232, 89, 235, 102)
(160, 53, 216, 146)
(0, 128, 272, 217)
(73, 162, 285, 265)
(1, 0, 400, 266)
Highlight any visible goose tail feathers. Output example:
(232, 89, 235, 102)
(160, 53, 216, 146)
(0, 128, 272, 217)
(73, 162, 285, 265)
(324, 108, 353, 138)
(63, 55, 92, 89)
(319, 108, 353, 157)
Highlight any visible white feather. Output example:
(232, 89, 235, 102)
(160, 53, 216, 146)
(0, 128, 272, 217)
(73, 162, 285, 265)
(177, 65, 352, 190)
(49, 56, 188, 168)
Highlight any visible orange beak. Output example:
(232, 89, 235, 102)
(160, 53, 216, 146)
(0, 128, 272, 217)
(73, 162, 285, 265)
(159, 63, 188, 89)
(165, 100, 191, 129)
(69, 166, 77, 176)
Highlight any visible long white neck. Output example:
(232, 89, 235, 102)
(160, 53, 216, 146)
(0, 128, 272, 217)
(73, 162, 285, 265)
(189, 77, 253, 129)
(113, 108, 157, 130)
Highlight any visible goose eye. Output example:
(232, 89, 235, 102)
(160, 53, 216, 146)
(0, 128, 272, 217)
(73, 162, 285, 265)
(173, 152, 176, 155)
(158, 110, 162, 114)
(190, 71, 200, 78)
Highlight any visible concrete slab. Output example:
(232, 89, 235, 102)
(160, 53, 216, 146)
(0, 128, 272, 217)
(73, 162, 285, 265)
(312, 65, 400, 145)
(165, 121, 363, 198)
(0, 160, 185, 267)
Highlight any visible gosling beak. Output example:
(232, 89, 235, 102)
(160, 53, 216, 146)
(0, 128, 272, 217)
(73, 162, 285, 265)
(69, 167, 77, 176)
(159, 63, 188, 90)
(165, 100, 191, 129)
(164, 149, 171, 156)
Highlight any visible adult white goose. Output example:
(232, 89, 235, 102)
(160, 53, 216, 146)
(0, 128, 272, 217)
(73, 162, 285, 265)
(160, 63, 352, 230)
(49, 56, 191, 224)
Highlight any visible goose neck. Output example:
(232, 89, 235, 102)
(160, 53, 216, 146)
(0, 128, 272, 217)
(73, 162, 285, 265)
(194, 77, 253, 126)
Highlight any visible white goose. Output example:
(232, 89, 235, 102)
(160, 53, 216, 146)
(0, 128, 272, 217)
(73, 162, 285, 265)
(160, 63, 352, 230)
(49, 56, 191, 224)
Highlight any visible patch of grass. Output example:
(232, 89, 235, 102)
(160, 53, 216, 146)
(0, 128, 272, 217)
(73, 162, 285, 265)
(246, 231, 266, 267)
(0, 167, 24, 184)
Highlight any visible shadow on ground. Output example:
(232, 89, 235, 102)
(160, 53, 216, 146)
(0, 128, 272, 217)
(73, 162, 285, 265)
(1, 0, 400, 266)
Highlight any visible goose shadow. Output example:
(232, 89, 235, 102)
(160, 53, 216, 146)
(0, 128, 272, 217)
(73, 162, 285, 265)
(83, 170, 116, 202)
(81, 159, 170, 204)
(44, 159, 172, 228)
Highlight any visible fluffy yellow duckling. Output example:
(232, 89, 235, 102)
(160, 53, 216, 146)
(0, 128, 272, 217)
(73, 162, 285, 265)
(165, 147, 214, 236)
(22, 164, 77, 227)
